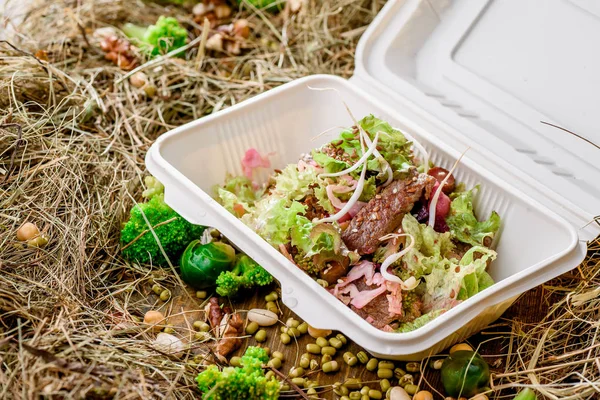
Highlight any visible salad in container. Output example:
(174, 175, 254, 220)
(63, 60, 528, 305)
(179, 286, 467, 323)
(214, 114, 501, 333)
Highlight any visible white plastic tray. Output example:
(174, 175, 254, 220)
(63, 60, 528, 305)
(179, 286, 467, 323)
(146, 74, 587, 359)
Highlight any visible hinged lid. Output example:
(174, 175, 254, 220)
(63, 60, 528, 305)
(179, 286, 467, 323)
(352, 0, 600, 240)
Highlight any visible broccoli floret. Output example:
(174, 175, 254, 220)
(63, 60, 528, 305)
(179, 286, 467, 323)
(196, 346, 279, 400)
(122, 16, 188, 57)
(215, 255, 273, 297)
(121, 177, 204, 266)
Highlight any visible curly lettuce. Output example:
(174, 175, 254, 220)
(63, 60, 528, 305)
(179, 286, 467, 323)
(422, 246, 497, 311)
(312, 115, 414, 179)
(446, 186, 501, 247)
(399, 214, 456, 278)
(215, 175, 262, 216)
(242, 199, 306, 246)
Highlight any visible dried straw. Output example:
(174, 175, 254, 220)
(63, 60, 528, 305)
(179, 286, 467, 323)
(0, 0, 383, 397)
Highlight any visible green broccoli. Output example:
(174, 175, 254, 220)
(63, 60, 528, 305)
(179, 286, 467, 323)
(196, 346, 279, 400)
(215, 255, 273, 297)
(122, 16, 188, 57)
(121, 176, 204, 266)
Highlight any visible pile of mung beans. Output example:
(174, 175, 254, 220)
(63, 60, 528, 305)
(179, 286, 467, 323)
(148, 285, 487, 400)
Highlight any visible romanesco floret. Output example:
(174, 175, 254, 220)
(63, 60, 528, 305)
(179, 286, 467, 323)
(215, 255, 273, 297)
(121, 177, 204, 266)
(196, 346, 279, 400)
(122, 16, 188, 57)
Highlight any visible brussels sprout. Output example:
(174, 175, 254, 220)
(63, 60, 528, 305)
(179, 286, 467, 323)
(441, 350, 490, 398)
(180, 240, 236, 288)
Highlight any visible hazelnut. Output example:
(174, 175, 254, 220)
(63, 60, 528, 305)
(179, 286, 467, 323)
(17, 222, 40, 241)
(232, 19, 250, 39)
(192, 3, 212, 16)
(144, 310, 165, 332)
(214, 4, 232, 19)
(129, 72, 148, 88)
(206, 33, 224, 51)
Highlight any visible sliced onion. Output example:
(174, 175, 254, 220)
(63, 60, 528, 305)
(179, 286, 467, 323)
(361, 132, 393, 185)
(319, 132, 380, 178)
(379, 233, 417, 291)
(428, 148, 469, 228)
(326, 184, 357, 209)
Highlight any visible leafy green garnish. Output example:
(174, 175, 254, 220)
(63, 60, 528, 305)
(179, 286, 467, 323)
(446, 186, 501, 247)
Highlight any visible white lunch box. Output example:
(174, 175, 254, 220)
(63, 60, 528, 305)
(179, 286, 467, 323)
(146, 0, 600, 359)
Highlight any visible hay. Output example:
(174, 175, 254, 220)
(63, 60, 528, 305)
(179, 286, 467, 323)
(1, 0, 599, 399)
(0, 0, 384, 397)
(491, 239, 600, 400)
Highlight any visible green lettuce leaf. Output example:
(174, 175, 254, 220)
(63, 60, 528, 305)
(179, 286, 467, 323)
(291, 217, 340, 257)
(446, 186, 501, 247)
(242, 198, 306, 246)
(217, 188, 249, 216)
(311, 151, 349, 174)
(456, 246, 497, 300)
(396, 310, 445, 333)
(272, 164, 320, 201)
(358, 115, 413, 172)
(314, 185, 336, 214)
(400, 214, 456, 278)
(423, 245, 497, 310)
(313, 115, 415, 180)
(215, 175, 262, 216)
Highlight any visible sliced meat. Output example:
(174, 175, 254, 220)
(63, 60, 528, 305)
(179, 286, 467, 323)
(350, 279, 397, 329)
(342, 170, 436, 255)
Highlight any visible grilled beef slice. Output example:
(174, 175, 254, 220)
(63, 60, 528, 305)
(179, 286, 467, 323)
(350, 279, 396, 329)
(342, 170, 436, 255)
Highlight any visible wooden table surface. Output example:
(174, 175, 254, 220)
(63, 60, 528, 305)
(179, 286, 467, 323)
(149, 272, 564, 400)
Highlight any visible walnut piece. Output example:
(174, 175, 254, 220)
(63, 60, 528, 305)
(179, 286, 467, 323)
(205, 297, 224, 330)
(99, 36, 137, 70)
(215, 312, 243, 362)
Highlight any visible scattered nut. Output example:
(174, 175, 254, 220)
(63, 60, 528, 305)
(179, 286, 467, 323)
(232, 19, 250, 39)
(247, 309, 278, 326)
(307, 325, 331, 338)
(129, 72, 148, 88)
(214, 4, 232, 19)
(17, 222, 40, 241)
(206, 33, 224, 51)
(449, 343, 473, 354)
(192, 2, 212, 16)
(154, 332, 185, 357)
(144, 310, 165, 332)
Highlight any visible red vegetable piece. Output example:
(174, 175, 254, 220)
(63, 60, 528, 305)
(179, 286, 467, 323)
(428, 167, 455, 194)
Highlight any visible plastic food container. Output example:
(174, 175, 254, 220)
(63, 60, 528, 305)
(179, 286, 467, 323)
(146, 0, 599, 359)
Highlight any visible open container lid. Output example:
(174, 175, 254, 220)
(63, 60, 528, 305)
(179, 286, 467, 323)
(352, 0, 600, 241)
